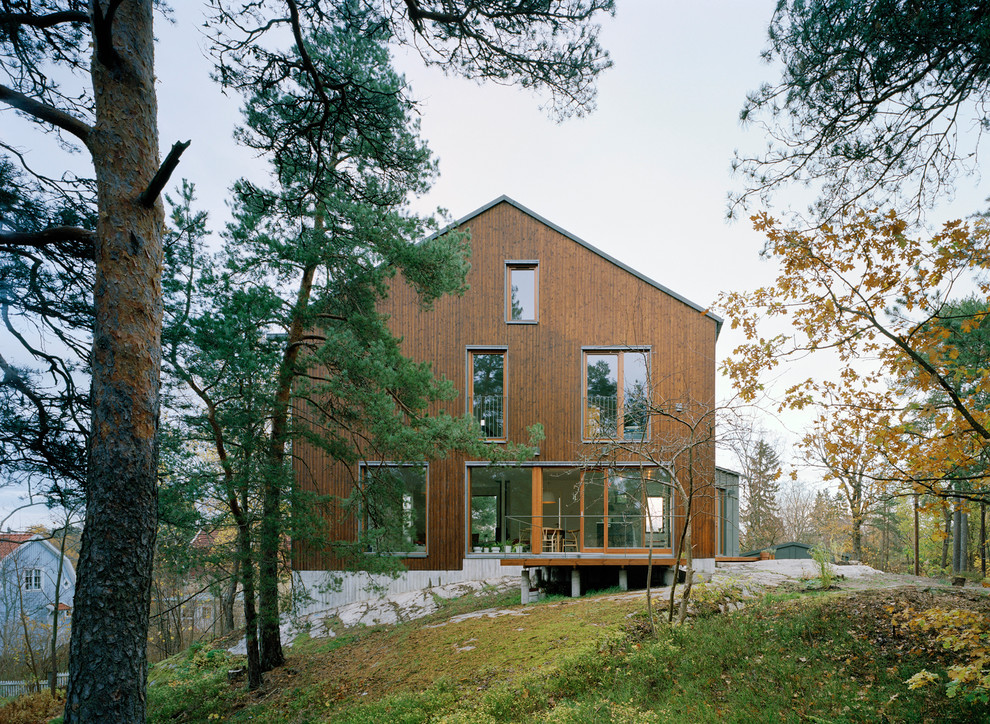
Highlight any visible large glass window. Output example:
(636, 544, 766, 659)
(583, 349, 649, 440)
(542, 468, 582, 552)
(361, 464, 428, 554)
(469, 467, 533, 551)
(470, 350, 505, 440)
(506, 262, 538, 322)
(582, 469, 671, 550)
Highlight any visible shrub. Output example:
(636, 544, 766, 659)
(810, 545, 836, 589)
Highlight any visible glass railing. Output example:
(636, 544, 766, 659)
(469, 513, 671, 553)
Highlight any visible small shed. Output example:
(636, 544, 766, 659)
(771, 542, 813, 560)
(741, 541, 815, 560)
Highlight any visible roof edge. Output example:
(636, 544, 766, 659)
(437, 195, 723, 337)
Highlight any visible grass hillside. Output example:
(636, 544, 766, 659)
(5, 582, 988, 723)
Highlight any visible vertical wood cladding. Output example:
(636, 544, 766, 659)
(294, 200, 719, 570)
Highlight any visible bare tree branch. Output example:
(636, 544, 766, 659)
(0, 83, 92, 145)
(0, 226, 95, 259)
(0, 10, 90, 29)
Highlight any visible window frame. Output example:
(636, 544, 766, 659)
(504, 260, 539, 324)
(466, 465, 534, 555)
(23, 568, 42, 591)
(359, 461, 429, 556)
(467, 346, 508, 442)
(581, 347, 651, 442)
(580, 467, 673, 552)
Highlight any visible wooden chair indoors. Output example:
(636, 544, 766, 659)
(561, 530, 579, 553)
(541, 528, 562, 552)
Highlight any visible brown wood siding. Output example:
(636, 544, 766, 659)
(293, 200, 718, 571)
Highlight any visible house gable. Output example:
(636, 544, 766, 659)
(431, 195, 722, 336)
(295, 197, 721, 572)
(0, 534, 76, 621)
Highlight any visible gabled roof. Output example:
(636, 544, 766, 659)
(190, 529, 218, 550)
(0, 532, 36, 560)
(439, 195, 723, 337)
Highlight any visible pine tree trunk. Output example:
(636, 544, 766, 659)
(223, 558, 239, 633)
(49, 527, 69, 693)
(259, 262, 315, 671)
(236, 501, 261, 690)
(257, 485, 284, 671)
(65, 1, 162, 720)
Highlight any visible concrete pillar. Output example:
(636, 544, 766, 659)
(570, 568, 581, 598)
(694, 558, 715, 582)
(662, 566, 676, 586)
(521, 569, 531, 604)
(618, 568, 628, 591)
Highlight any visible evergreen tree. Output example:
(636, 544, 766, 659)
(2, 1, 612, 717)
(164, 16, 538, 685)
(740, 439, 783, 551)
(734, 0, 990, 219)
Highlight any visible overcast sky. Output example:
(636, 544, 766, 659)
(3, 1, 988, 527)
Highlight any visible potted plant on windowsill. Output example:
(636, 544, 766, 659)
(502, 538, 513, 554)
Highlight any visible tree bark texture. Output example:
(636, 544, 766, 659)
(259, 262, 315, 671)
(235, 496, 261, 690)
(65, 1, 162, 720)
(913, 495, 920, 577)
(941, 506, 951, 570)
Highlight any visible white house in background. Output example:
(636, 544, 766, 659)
(0, 532, 76, 656)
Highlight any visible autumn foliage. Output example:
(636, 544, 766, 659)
(718, 210, 990, 504)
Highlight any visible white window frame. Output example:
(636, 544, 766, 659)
(23, 568, 42, 591)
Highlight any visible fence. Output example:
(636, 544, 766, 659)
(0, 672, 68, 698)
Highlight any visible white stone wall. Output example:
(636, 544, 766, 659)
(292, 558, 524, 618)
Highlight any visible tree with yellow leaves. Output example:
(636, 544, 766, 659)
(719, 210, 990, 513)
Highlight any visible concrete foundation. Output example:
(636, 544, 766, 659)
(293, 558, 523, 617)
(662, 566, 676, 586)
(570, 568, 581, 597)
(618, 568, 628, 591)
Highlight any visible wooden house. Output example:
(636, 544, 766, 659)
(0, 533, 75, 656)
(293, 197, 737, 605)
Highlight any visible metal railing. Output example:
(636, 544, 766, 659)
(585, 395, 617, 436)
(586, 396, 651, 440)
(473, 395, 504, 438)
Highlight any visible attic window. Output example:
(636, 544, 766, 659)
(23, 568, 42, 591)
(505, 262, 538, 323)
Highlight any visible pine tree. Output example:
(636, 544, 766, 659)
(741, 439, 783, 551)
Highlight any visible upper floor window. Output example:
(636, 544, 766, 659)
(583, 349, 650, 440)
(469, 350, 506, 440)
(505, 262, 538, 323)
(23, 568, 42, 591)
(361, 463, 428, 554)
